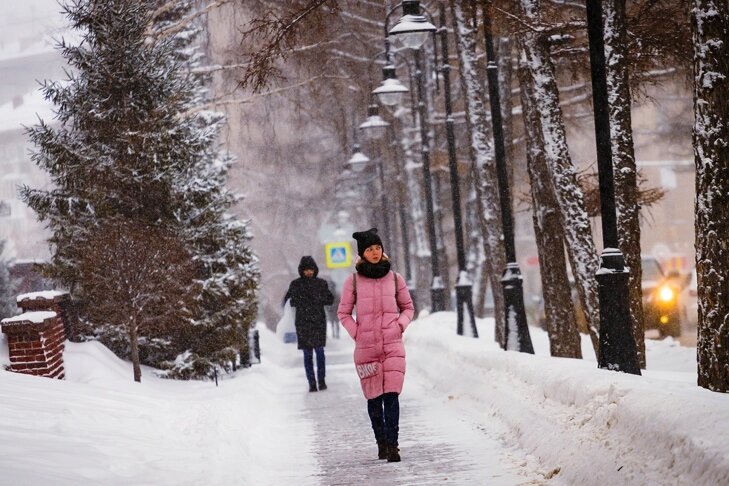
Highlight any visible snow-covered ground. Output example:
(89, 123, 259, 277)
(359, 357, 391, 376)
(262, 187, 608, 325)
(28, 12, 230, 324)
(0, 314, 727, 485)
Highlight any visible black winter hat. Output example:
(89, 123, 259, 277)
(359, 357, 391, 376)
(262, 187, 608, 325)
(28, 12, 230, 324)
(298, 256, 319, 277)
(352, 228, 383, 257)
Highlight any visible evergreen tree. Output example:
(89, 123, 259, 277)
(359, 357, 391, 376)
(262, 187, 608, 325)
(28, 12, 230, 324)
(23, 0, 259, 378)
(151, 1, 260, 376)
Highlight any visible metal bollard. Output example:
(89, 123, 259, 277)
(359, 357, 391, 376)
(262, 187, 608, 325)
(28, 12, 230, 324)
(248, 328, 261, 365)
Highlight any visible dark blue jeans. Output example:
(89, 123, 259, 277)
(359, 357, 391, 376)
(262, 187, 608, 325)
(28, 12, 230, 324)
(367, 392, 399, 446)
(302, 347, 325, 385)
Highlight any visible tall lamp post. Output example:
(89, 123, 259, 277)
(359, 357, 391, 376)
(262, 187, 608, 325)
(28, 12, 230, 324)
(585, 0, 640, 374)
(390, 0, 478, 336)
(359, 102, 392, 249)
(386, 0, 447, 312)
(372, 54, 418, 300)
(482, 2, 533, 352)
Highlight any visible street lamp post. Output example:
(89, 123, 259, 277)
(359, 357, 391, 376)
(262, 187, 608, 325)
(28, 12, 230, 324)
(584, 0, 641, 374)
(388, 0, 478, 333)
(359, 102, 392, 250)
(385, 1, 447, 311)
(435, 3, 478, 337)
(372, 51, 419, 300)
(482, 2, 533, 352)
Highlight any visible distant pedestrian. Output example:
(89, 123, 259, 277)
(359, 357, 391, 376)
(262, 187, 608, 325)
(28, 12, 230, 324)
(337, 228, 415, 463)
(284, 256, 334, 392)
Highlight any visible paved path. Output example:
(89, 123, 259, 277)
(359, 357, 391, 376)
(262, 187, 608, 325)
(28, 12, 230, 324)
(289, 337, 542, 485)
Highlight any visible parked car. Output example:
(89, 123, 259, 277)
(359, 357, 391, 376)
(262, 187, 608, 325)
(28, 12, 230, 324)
(642, 256, 685, 338)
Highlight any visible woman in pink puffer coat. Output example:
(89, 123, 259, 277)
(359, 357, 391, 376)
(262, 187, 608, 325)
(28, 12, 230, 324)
(337, 228, 414, 463)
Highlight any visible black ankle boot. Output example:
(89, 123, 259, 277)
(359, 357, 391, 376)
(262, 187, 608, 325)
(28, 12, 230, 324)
(386, 444, 401, 463)
(377, 441, 388, 460)
(308, 382, 318, 392)
(318, 379, 327, 391)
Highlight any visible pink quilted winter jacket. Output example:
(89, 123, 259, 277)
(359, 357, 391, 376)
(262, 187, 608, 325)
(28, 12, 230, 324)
(337, 270, 415, 399)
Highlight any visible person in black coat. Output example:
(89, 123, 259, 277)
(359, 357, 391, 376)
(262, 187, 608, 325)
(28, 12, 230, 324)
(284, 256, 334, 392)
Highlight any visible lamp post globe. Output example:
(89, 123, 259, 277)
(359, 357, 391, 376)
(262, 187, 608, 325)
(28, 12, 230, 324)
(347, 146, 370, 173)
(373, 65, 408, 106)
(359, 103, 390, 140)
(388, 0, 436, 50)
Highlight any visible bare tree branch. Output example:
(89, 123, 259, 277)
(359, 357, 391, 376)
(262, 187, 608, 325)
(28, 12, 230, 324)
(148, 0, 232, 41)
(183, 74, 348, 116)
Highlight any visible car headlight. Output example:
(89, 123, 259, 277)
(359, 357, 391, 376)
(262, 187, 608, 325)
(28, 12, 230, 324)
(658, 285, 675, 302)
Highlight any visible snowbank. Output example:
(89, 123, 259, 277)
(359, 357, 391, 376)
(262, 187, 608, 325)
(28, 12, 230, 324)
(406, 313, 729, 485)
(0, 325, 318, 485)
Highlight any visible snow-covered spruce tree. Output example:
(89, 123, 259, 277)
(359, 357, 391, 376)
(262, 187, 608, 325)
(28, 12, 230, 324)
(22, 0, 203, 365)
(23, 0, 258, 378)
(691, 0, 729, 393)
(515, 0, 601, 354)
(150, 1, 260, 377)
(603, 0, 645, 369)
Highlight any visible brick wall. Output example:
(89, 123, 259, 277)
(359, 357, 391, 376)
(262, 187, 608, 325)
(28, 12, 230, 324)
(1, 311, 66, 379)
(17, 291, 78, 342)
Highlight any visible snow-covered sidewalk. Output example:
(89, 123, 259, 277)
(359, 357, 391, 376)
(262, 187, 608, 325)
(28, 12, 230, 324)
(1, 313, 728, 485)
(298, 334, 535, 485)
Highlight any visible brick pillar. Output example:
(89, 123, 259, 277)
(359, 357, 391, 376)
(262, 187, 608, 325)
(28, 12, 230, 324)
(1, 311, 66, 379)
(17, 291, 78, 342)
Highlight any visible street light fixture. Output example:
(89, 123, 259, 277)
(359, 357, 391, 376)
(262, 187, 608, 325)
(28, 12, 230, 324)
(372, 64, 409, 106)
(388, 0, 436, 50)
(347, 143, 370, 172)
(359, 103, 390, 140)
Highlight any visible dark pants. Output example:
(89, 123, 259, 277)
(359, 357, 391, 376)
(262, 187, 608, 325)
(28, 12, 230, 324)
(367, 392, 399, 446)
(302, 347, 325, 385)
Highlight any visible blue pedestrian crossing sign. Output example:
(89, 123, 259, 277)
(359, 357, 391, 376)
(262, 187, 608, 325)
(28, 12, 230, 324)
(325, 242, 352, 269)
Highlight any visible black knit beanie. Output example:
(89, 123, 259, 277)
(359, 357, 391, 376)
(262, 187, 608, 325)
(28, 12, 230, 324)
(352, 228, 383, 257)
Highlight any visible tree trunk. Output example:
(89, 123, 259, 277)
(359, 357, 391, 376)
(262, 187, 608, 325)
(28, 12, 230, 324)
(519, 62, 582, 358)
(516, 0, 600, 355)
(691, 0, 729, 393)
(465, 177, 485, 305)
(433, 171, 451, 304)
(129, 318, 142, 383)
(388, 125, 410, 286)
(603, 0, 646, 369)
(450, 0, 507, 345)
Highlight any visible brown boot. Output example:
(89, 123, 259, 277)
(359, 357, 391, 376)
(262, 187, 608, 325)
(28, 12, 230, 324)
(386, 444, 401, 463)
(377, 441, 388, 460)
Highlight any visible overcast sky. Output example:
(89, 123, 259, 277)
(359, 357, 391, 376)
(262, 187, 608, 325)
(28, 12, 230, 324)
(0, 0, 65, 51)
